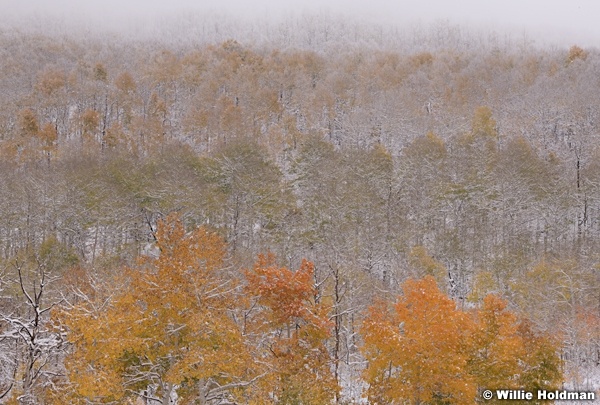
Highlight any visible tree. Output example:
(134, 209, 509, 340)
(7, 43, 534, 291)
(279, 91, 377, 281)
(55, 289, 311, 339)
(516, 319, 562, 394)
(37, 123, 58, 160)
(214, 139, 293, 259)
(18, 109, 39, 138)
(437, 108, 500, 300)
(468, 294, 526, 394)
(469, 295, 561, 403)
(408, 245, 447, 287)
(361, 277, 562, 404)
(361, 276, 475, 404)
(566, 45, 588, 66)
(244, 253, 338, 404)
(0, 245, 70, 404)
(471, 106, 497, 140)
(398, 131, 447, 250)
(511, 258, 598, 390)
(58, 214, 254, 404)
(93, 63, 108, 83)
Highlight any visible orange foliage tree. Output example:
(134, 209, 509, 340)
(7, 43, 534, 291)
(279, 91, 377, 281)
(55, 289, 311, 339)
(361, 276, 562, 404)
(361, 276, 475, 404)
(243, 254, 338, 404)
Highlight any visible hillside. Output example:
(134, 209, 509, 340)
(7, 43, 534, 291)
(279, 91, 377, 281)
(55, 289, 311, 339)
(0, 15, 598, 403)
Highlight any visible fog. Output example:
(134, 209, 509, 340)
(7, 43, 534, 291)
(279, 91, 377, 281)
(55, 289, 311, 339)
(1, 0, 599, 48)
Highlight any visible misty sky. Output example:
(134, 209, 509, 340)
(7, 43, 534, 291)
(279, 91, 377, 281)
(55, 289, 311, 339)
(2, 0, 599, 47)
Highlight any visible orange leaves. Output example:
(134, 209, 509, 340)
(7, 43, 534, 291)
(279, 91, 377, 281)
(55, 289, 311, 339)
(575, 308, 600, 345)
(244, 253, 332, 344)
(60, 216, 338, 403)
(58, 215, 560, 405)
(361, 277, 562, 404)
(245, 253, 317, 325)
(152, 214, 225, 285)
(362, 276, 475, 404)
(244, 254, 338, 404)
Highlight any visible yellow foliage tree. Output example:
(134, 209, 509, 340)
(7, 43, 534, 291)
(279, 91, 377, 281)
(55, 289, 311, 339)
(469, 295, 562, 403)
(468, 295, 525, 393)
(471, 106, 497, 140)
(18, 109, 39, 137)
(57, 214, 254, 404)
(361, 277, 562, 404)
(361, 276, 475, 404)
(409, 245, 447, 286)
(566, 45, 588, 65)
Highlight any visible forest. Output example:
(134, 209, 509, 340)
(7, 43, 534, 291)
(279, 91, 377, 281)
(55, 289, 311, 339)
(0, 14, 599, 404)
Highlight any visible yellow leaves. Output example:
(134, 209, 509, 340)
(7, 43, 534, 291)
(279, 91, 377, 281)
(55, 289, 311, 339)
(409, 51, 434, 69)
(405, 131, 447, 163)
(81, 109, 99, 134)
(409, 245, 447, 286)
(38, 123, 58, 148)
(165, 310, 250, 384)
(93, 62, 108, 82)
(361, 277, 562, 404)
(114, 71, 136, 94)
(148, 92, 168, 119)
(104, 123, 128, 149)
(468, 270, 498, 302)
(36, 68, 66, 96)
(362, 276, 475, 404)
(60, 213, 246, 402)
(147, 50, 182, 85)
(512, 258, 593, 329)
(516, 319, 562, 391)
(471, 106, 497, 139)
(156, 214, 225, 269)
(469, 294, 523, 393)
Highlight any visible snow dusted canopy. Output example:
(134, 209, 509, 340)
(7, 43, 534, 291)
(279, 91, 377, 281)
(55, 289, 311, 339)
(2, 0, 600, 48)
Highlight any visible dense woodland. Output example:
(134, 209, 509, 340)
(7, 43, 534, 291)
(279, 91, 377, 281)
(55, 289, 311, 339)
(0, 15, 599, 404)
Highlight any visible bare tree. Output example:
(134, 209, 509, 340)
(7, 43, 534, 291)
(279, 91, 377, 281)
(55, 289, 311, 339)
(0, 256, 65, 404)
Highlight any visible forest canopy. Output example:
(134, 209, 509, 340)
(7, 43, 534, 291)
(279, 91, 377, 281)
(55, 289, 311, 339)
(0, 15, 598, 404)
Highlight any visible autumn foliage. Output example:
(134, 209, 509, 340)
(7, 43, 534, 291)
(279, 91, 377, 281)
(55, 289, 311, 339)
(52, 217, 563, 404)
(361, 277, 562, 404)
(1, 18, 599, 404)
(56, 217, 338, 404)
(58, 215, 250, 404)
(244, 254, 338, 404)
